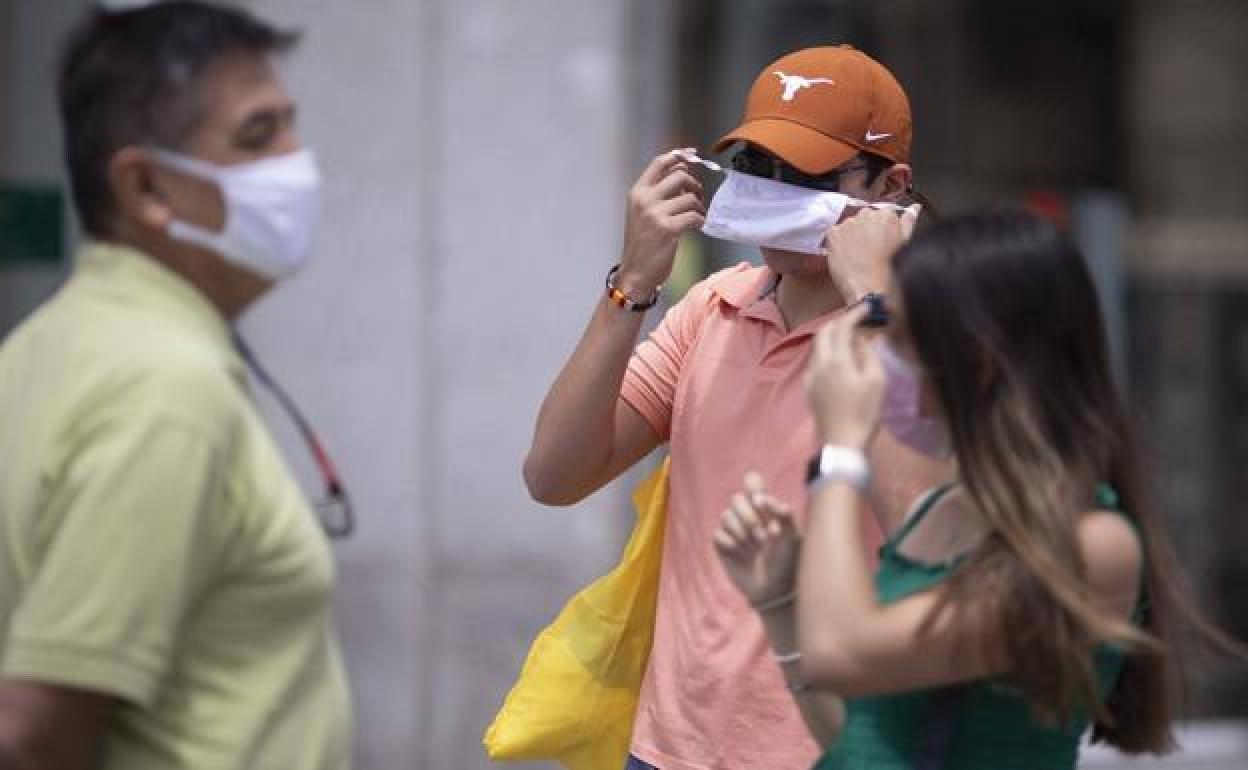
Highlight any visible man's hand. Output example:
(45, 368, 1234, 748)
(616, 150, 706, 297)
(0, 682, 113, 770)
(823, 205, 919, 303)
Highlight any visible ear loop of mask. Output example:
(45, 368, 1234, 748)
(233, 333, 355, 539)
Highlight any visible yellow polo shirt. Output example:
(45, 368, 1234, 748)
(0, 242, 350, 769)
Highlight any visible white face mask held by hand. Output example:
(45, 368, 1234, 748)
(151, 148, 323, 282)
(674, 149, 916, 256)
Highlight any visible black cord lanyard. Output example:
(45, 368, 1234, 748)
(232, 333, 355, 538)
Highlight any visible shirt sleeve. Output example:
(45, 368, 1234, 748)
(2, 407, 233, 707)
(620, 280, 718, 441)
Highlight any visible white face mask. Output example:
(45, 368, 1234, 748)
(873, 338, 950, 457)
(674, 150, 915, 256)
(702, 170, 856, 255)
(151, 148, 322, 282)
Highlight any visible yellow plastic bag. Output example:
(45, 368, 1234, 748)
(483, 458, 670, 770)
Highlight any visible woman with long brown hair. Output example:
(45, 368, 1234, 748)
(713, 209, 1241, 769)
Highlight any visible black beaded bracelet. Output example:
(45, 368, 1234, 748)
(606, 265, 662, 313)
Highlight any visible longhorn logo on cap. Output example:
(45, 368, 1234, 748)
(773, 71, 835, 102)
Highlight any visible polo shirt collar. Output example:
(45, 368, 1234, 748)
(707, 264, 844, 342)
(74, 240, 242, 374)
(706, 265, 791, 330)
(706, 264, 773, 311)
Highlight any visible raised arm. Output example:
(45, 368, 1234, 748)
(524, 151, 704, 505)
(795, 309, 1142, 697)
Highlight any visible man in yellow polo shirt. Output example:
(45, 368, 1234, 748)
(0, 3, 349, 768)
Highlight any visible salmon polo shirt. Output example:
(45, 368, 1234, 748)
(620, 263, 884, 770)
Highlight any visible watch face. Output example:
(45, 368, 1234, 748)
(806, 445, 869, 491)
(822, 446, 843, 473)
(808, 446, 842, 481)
(861, 293, 889, 327)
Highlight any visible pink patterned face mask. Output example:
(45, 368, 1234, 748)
(873, 338, 950, 457)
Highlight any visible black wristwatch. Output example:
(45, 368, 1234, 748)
(859, 292, 888, 328)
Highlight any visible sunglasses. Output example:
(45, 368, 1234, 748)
(730, 147, 867, 192)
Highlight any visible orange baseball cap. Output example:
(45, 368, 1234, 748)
(713, 45, 912, 175)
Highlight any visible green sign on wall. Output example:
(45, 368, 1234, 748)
(0, 183, 65, 264)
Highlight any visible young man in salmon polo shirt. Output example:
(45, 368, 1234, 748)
(525, 46, 942, 770)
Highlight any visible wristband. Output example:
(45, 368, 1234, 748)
(805, 445, 869, 493)
(606, 265, 662, 312)
(773, 650, 802, 665)
(751, 589, 796, 613)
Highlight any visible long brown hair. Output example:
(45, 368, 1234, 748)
(894, 211, 1243, 753)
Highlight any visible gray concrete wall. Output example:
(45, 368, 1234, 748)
(0, 0, 84, 331)
(0, 0, 9, 161)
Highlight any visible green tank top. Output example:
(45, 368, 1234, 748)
(813, 484, 1138, 770)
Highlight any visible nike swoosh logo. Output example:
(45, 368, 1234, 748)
(865, 130, 892, 142)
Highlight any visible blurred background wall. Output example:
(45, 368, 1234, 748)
(1, 1, 1246, 768)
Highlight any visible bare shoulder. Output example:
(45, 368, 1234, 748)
(1077, 510, 1144, 614)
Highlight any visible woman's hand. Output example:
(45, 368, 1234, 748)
(713, 472, 801, 610)
(805, 304, 886, 450)
(823, 205, 919, 302)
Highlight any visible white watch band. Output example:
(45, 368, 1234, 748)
(806, 445, 869, 493)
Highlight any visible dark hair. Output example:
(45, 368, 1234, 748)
(57, 1, 299, 237)
(861, 151, 938, 219)
(860, 152, 892, 186)
(894, 210, 1243, 752)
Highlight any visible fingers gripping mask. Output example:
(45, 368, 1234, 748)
(674, 150, 912, 255)
(151, 148, 323, 282)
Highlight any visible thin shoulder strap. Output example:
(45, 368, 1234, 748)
(889, 483, 956, 548)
